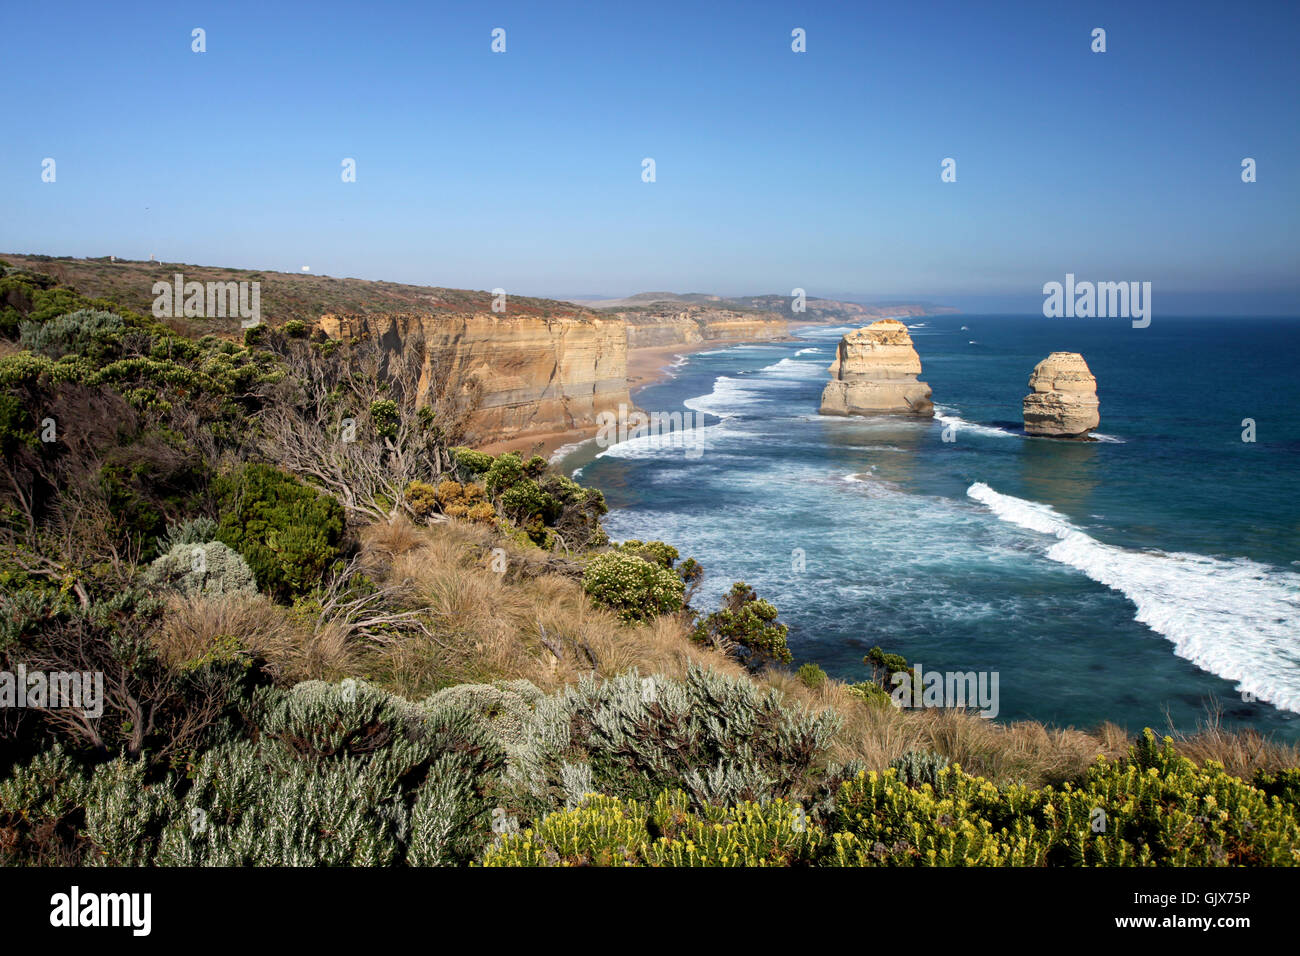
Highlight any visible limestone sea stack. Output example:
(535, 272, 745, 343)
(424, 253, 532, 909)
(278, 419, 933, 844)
(818, 319, 934, 417)
(1022, 352, 1100, 438)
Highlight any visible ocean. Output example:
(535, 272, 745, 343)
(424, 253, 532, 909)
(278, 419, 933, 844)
(555, 314, 1300, 740)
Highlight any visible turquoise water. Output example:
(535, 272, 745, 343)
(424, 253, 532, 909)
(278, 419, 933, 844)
(557, 314, 1300, 740)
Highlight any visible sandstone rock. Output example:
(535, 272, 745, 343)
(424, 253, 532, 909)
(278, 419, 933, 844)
(319, 311, 629, 447)
(621, 306, 789, 348)
(1022, 352, 1100, 438)
(818, 320, 934, 417)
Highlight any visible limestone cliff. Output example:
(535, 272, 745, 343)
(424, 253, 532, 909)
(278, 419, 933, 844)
(319, 311, 629, 447)
(619, 306, 790, 348)
(1023, 352, 1100, 438)
(818, 320, 934, 417)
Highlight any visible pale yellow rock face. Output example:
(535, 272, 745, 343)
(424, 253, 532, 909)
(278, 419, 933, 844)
(622, 306, 789, 348)
(818, 319, 934, 416)
(1022, 351, 1100, 437)
(319, 312, 629, 446)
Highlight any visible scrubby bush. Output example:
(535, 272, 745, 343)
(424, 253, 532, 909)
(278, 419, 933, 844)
(691, 582, 792, 667)
(582, 551, 685, 623)
(212, 463, 346, 599)
(155, 516, 219, 552)
(451, 447, 494, 476)
(404, 480, 439, 519)
(404, 478, 493, 524)
(487, 730, 1300, 868)
(369, 399, 400, 440)
(142, 541, 258, 598)
(483, 790, 823, 867)
(889, 750, 952, 791)
(19, 309, 124, 359)
(484, 453, 524, 496)
(494, 667, 840, 821)
(617, 539, 679, 569)
(797, 662, 827, 689)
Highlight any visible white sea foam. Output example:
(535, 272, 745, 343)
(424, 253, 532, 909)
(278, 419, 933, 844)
(967, 482, 1300, 714)
(548, 438, 595, 464)
(758, 356, 825, 379)
(934, 407, 1022, 440)
(592, 422, 737, 461)
(794, 347, 822, 356)
(684, 369, 802, 418)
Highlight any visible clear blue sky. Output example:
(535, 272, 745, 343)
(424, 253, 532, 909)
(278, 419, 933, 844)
(2, 0, 1297, 312)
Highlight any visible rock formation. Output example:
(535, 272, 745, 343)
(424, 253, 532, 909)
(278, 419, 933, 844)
(319, 311, 629, 447)
(620, 306, 790, 349)
(1022, 352, 1100, 438)
(818, 320, 934, 417)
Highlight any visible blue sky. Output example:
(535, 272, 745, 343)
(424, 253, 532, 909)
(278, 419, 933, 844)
(2, 0, 1297, 312)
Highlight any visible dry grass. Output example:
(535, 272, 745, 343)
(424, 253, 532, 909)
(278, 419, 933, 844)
(1166, 708, 1300, 778)
(364, 518, 743, 699)
(154, 592, 360, 684)
(152, 517, 1299, 789)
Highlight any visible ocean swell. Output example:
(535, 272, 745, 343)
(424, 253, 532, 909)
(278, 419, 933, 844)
(967, 482, 1300, 714)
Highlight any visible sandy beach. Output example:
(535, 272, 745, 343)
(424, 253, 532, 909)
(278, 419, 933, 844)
(477, 339, 782, 459)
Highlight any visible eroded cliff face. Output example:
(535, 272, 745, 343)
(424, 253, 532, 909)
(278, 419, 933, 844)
(1023, 352, 1099, 438)
(621, 306, 790, 348)
(819, 319, 934, 417)
(319, 311, 629, 447)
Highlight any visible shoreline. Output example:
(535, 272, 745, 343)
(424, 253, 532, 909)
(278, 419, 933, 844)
(477, 334, 798, 460)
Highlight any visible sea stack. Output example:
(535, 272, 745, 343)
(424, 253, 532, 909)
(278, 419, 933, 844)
(1022, 352, 1100, 438)
(819, 319, 934, 417)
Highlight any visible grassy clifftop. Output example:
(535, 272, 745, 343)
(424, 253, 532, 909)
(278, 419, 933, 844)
(0, 254, 601, 333)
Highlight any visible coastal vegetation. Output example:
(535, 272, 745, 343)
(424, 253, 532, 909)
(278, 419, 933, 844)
(0, 261, 1296, 866)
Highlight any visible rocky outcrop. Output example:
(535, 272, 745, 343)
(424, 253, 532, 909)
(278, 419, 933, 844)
(818, 320, 934, 417)
(621, 306, 789, 349)
(1022, 352, 1100, 438)
(319, 312, 629, 447)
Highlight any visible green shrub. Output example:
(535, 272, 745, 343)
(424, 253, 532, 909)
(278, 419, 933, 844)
(369, 399, 399, 440)
(19, 309, 124, 359)
(212, 463, 345, 598)
(98, 434, 209, 560)
(692, 583, 792, 666)
(482, 790, 823, 867)
(617, 539, 679, 569)
(500, 479, 557, 523)
(484, 453, 524, 496)
(452, 447, 494, 476)
(796, 662, 827, 689)
(142, 541, 258, 598)
(865, 646, 910, 681)
(582, 551, 685, 623)
(283, 319, 308, 338)
(494, 666, 840, 818)
(889, 750, 952, 791)
(155, 516, 219, 552)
